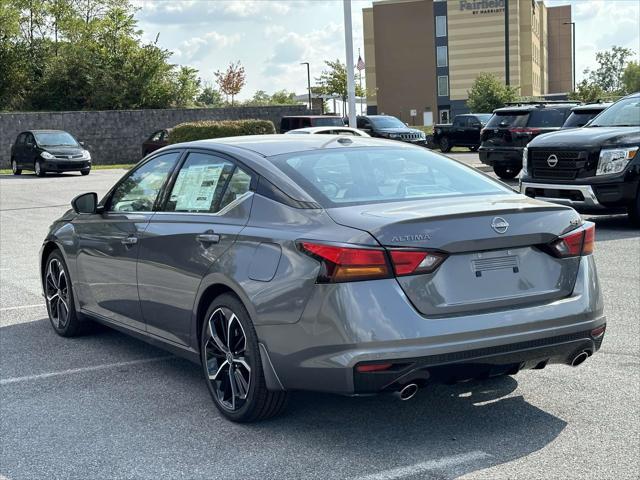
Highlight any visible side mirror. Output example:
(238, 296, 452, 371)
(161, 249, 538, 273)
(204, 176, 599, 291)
(79, 141, 85, 147)
(72, 192, 100, 214)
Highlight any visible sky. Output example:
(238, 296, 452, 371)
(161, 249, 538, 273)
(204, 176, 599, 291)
(134, 0, 640, 100)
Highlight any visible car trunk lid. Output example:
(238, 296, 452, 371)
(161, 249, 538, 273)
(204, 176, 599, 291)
(326, 194, 583, 315)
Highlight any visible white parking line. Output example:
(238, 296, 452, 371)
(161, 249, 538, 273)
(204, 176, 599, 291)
(0, 356, 175, 386)
(354, 451, 491, 480)
(0, 304, 45, 312)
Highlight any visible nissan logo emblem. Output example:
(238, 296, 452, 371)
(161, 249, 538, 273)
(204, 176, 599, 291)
(547, 154, 559, 167)
(491, 217, 509, 234)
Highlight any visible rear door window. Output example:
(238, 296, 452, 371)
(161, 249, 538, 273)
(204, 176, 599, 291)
(527, 109, 566, 127)
(485, 113, 529, 128)
(563, 111, 600, 128)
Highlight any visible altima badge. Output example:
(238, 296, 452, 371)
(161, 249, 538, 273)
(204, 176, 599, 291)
(547, 154, 559, 167)
(491, 217, 509, 234)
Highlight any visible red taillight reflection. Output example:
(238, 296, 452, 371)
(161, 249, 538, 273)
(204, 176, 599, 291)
(356, 363, 393, 373)
(509, 127, 541, 134)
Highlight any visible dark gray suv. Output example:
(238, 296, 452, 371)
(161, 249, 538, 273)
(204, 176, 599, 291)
(40, 135, 605, 422)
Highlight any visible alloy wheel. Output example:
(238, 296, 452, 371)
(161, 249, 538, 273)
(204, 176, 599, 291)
(11, 160, 17, 173)
(204, 307, 251, 411)
(35, 161, 41, 176)
(45, 258, 70, 329)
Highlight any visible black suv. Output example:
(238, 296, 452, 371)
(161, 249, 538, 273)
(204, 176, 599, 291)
(432, 113, 493, 152)
(521, 92, 640, 224)
(479, 102, 578, 179)
(10, 130, 91, 176)
(280, 116, 344, 133)
(356, 115, 426, 145)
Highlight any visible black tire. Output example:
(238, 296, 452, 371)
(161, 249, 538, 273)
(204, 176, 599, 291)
(44, 250, 83, 337)
(80, 168, 90, 176)
(494, 166, 521, 179)
(201, 293, 288, 422)
(628, 187, 640, 227)
(35, 160, 46, 177)
(439, 137, 452, 153)
(11, 158, 22, 175)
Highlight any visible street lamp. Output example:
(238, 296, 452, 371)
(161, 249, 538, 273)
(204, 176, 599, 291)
(563, 21, 576, 91)
(300, 62, 312, 111)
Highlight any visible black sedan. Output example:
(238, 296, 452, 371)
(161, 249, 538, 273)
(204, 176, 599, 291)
(10, 130, 92, 176)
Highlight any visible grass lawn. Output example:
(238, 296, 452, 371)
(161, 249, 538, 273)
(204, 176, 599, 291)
(0, 163, 135, 175)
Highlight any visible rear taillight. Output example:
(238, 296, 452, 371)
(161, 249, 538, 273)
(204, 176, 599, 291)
(299, 242, 391, 282)
(509, 127, 541, 134)
(389, 250, 447, 276)
(299, 242, 448, 283)
(548, 223, 595, 258)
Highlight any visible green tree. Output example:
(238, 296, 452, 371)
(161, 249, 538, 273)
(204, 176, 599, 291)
(197, 84, 225, 107)
(466, 73, 519, 113)
(244, 90, 270, 106)
(584, 46, 634, 94)
(315, 59, 365, 111)
(621, 61, 640, 95)
(172, 66, 200, 107)
(270, 89, 299, 105)
(568, 79, 605, 103)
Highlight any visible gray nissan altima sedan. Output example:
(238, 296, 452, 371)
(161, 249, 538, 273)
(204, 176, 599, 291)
(40, 135, 606, 422)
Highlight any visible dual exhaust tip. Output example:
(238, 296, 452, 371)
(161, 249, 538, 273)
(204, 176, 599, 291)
(570, 350, 590, 367)
(393, 383, 419, 401)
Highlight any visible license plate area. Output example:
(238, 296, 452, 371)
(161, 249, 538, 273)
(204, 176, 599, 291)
(472, 255, 519, 277)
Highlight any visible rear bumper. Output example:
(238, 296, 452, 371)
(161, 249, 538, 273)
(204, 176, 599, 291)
(353, 328, 604, 393)
(520, 179, 638, 212)
(256, 255, 604, 394)
(479, 147, 523, 167)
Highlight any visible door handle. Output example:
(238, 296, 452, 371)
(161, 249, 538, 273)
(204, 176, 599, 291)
(121, 235, 138, 246)
(196, 232, 220, 244)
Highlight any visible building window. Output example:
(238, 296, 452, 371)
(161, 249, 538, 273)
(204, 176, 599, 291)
(437, 46, 448, 67)
(436, 16, 447, 37)
(438, 75, 449, 97)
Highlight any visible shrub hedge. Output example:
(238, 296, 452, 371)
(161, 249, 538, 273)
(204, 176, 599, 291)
(169, 119, 276, 144)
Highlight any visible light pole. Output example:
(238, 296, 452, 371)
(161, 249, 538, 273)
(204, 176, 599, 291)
(564, 21, 576, 91)
(300, 62, 312, 111)
(343, 0, 356, 128)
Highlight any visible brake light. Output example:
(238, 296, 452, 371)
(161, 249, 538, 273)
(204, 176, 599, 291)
(509, 127, 541, 134)
(299, 242, 391, 282)
(299, 242, 449, 282)
(548, 223, 595, 258)
(389, 250, 447, 276)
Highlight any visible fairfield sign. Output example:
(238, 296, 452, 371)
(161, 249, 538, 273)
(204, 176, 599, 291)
(459, 0, 506, 14)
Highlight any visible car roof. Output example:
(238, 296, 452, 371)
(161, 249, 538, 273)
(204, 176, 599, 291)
(282, 115, 342, 119)
(494, 103, 578, 113)
(22, 129, 69, 134)
(571, 103, 612, 111)
(178, 134, 413, 157)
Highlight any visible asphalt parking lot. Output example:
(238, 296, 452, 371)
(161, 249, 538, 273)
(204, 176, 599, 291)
(1, 160, 639, 480)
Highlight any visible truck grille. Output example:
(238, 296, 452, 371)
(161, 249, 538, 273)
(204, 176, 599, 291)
(530, 150, 590, 180)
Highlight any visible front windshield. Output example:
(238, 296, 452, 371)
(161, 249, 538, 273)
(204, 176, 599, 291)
(34, 132, 78, 147)
(369, 116, 406, 128)
(272, 147, 512, 207)
(589, 97, 640, 127)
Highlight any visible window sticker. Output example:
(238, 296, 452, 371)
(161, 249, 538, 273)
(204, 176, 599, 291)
(173, 164, 223, 211)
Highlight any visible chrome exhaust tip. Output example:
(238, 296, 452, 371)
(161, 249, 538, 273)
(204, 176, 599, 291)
(571, 351, 589, 367)
(394, 383, 419, 401)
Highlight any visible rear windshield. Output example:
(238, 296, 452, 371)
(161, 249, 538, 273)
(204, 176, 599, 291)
(476, 114, 493, 124)
(485, 112, 529, 128)
(312, 117, 344, 127)
(563, 111, 601, 128)
(271, 147, 512, 207)
(34, 131, 78, 147)
(526, 108, 567, 127)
